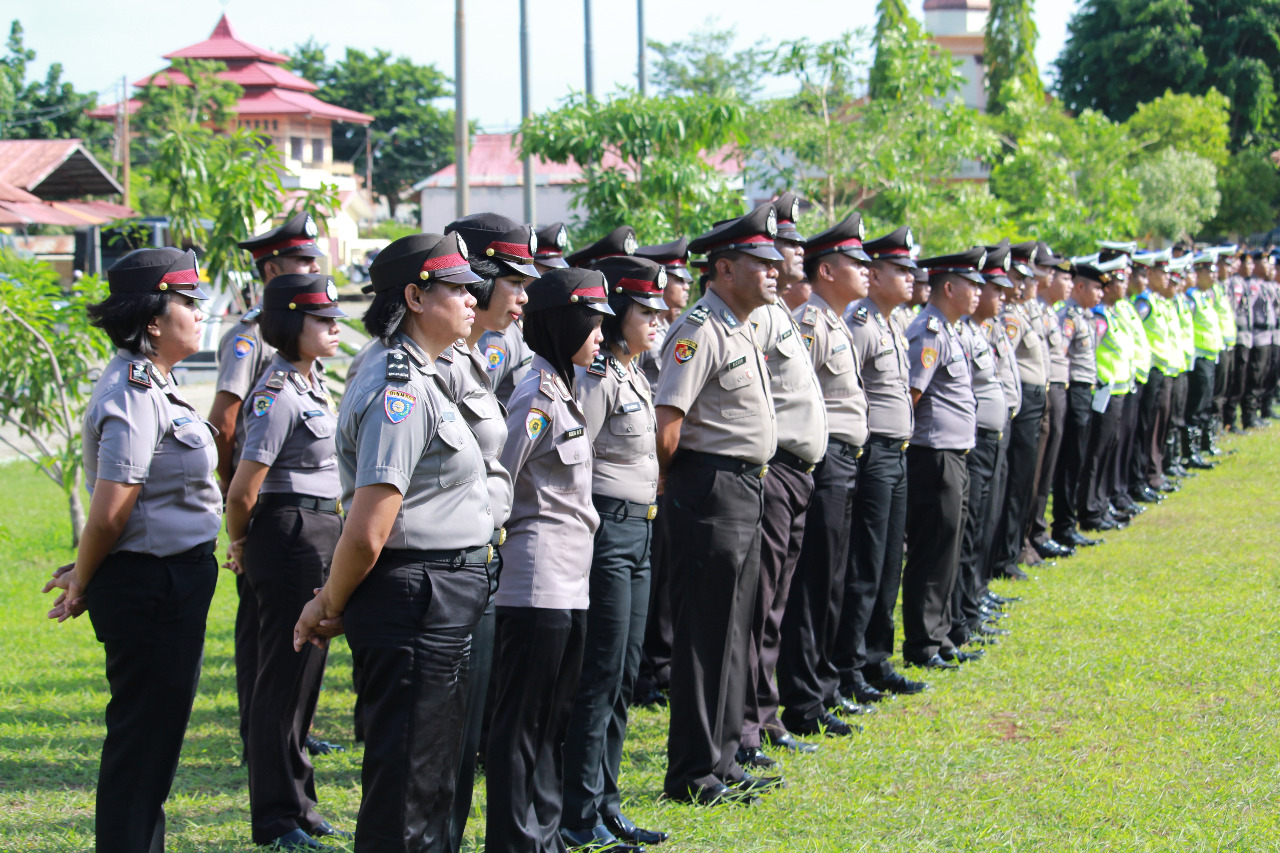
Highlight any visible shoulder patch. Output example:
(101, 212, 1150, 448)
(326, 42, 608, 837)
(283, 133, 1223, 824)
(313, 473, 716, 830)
(1094, 316, 1108, 338)
(686, 304, 711, 326)
(383, 387, 415, 423)
(385, 352, 411, 383)
(926, 316, 942, 334)
(1005, 318, 1020, 341)
(485, 345, 507, 371)
(851, 305, 869, 325)
(242, 307, 262, 323)
(233, 334, 255, 359)
(1063, 319, 1076, 339)
(251, 390, 276, 417)
(399, 343, 427, 368)
(802, 333, 815, 350)
(127, 362, 152, 388)
(673, 338, 698, 364)
(801, 305, 819, 327)
(525, 407, 549, 440)
(921, 347, 938, 368)
(539, 371, 558, 400)
(587, 354, 608, 377)
(265, 370, 287, 390)
(1135, 299, 1152, 320)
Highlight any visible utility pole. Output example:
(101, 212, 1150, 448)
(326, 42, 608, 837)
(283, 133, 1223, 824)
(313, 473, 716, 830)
(520, 0, 536, 225)
(455, 0, 469, 217)
(120, 76, 131, 204)
(365, 130, 372, 209)
(584, 0, 594, 97)
(637, 0, 646, 96)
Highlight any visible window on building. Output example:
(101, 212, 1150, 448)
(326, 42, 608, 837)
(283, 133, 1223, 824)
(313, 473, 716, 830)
(291, 137, 304, 161)
(312, 139, 325, 162)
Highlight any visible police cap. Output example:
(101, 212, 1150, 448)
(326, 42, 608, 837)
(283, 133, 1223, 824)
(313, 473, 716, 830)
(238, 211, 324, 262)
(805, 212, 871, 262)
(263, 273, 346, 318)
(596, 256, 668, 311)
(773, 191, 806, 242)
(524, 267, 615, 315)
(533, 222, 572, 268)
(566, 226, 638, 268)
(635, 236, 693, 282)
(1009, 240, 1038, 277)
(446, 213, 541, 279)
(981, 241, 1015, 288)
(863, 226, 918, 268)
(366, 233, 483, 294)
(1035, 241, 1070, 271)
(688, 203, 784, 262)
(1072, 263, 1112, 286)
(918, 247, 986, 284)
(107, 247, 210, 299)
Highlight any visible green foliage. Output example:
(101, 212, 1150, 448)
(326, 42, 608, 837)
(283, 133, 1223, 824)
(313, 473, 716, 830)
(133, 59, 241, 140)
(365, 219, 419, 241)
(1204, 148, 1280, 238)
(869, 0, 914, 101)
(519, 90, 748, 243)
(985, 0, 1044, 114)
(0, 251, 112, 544)
(647, 22, 765, 100)
(0, 20, 109, 148)
(1132, 148, 1220, 243)
(1124, 88, 1231, 168)
(287, 41, 454, 216)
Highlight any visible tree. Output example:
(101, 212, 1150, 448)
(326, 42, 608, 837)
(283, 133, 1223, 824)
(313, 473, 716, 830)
(1132, 148, 1220, 242)
(0, 252, 113, 546)
(288, 42, 454, 217)
(0, 20, 109, 148)
(985, 0, 1044, 114)
(1193, 0, 1280, 142)
(1123, 88, 1231, 168)
(647, 22, 765, 100)
(869, 0, 914, 101)
(520, 90, 747, 244)
(1203, 148, 1280, 238)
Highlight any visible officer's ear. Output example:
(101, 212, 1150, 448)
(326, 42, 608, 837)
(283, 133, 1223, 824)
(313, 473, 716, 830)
(404, 280, 433, 314)
(713, 254, 735, 282)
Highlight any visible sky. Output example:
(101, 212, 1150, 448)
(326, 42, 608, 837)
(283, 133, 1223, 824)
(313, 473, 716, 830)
(19, 0, 1079, 132)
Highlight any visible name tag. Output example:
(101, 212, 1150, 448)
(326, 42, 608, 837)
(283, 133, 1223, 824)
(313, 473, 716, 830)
(302, 410, 324, 419)
(832, 342, 848, 353)
(621, 401, 642, 413)
(442, 410, 458, 421)
(564, 426, 585, 439)
(172, 416, 192, 427)
(727, 356, 746, 369)
(780, 328, 793, 340)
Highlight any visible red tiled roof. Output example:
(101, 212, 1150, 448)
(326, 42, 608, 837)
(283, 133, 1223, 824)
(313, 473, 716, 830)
(0, 179, 41, 203)
(163, 14, 289, 63)
(0, 199, 136, 227)
(134, 61, 318, 93)
(0, 139, 123, 197)
(236, 89, 372, 124)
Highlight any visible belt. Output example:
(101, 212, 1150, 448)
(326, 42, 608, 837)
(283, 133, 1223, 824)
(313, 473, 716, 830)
(828, 438, 864, 459)
(1049, 381, 1067, 389)
(676, 449, 769, 479)
(866, 434, 910, 452)
(258, 493, 341, 514)
(491, 527, 507, 547)
(771, 448, 817, 474)
(383, 545, 494, 566)
(976, 427, 1004, 441)
(1069, 381, 1097, 391)
(592, 495, 659, 520)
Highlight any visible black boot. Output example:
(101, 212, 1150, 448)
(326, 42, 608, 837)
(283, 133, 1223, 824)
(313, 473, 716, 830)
(1185, 427, 1214, 470)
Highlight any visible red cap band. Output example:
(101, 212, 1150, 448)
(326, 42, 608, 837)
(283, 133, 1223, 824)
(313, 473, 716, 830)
(290, 292, 335, 305)
(250, 236, 318, 261)
(573, 284, 607, 300)
(160, 267, 199, 285)
(871, 247, 912, 257)
(809, 237, 864, 254)
(422, 253, 469, 272)
(489, 240, 533, 261)
(616, 277, 662, 294)
(704, 233, 774, 254)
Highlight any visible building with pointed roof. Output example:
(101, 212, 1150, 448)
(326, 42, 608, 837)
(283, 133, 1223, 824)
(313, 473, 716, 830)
(924, 0, 990, 113)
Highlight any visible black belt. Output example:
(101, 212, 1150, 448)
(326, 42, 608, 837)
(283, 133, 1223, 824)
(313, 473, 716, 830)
(1022, 383, 1047, 395)
(383, 545, 494, 566)
(1049, 381, 1067, 389)
(676, 449, 769, 479)
(771, 448, 817, 474)
(828, 438, 864, 459)
(258, 493, 340, 514)
(976, 427, 1004, 441)
(866, 434, 910, 452)
(593, 495, 659, 520)
(1069, 381, 1097, 391)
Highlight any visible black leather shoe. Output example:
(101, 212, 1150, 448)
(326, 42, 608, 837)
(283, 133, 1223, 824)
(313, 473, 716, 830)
(604, 814, 669, 846)
(663, 783, 756, 807)
(632, 687, 668, 708)
(979, 624, 1011, 637)
(261, 829, 328, 850)
(735, 746, 778, 769)
(1001, 566, 1031, 581)
(1080, 518, 1117, 532)
(762, 729, 819, 753)
(904, 654, 959, 671)
(985, 592, 1020, 606)
(979, 605, 1008, 620)
(1035, 539, 1071, 559)
(1068, 531, 1102, 547)
(734, 773, 787, 794)
(829, 692, 874, 716)
(848, 680, 886, 704)
(308, 821, 351, 840)
(560, 824, 643, 851)
(786, 711, 859, 737)
(940, 647, 983, 663)
(304, 735, 344, 756)
(868, 670, 929, 695)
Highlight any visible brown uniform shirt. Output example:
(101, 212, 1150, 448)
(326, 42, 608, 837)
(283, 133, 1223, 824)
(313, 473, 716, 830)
(752, 300, 828, 464)
(845, 298, 914, 440)
(576, 352, 659, 504)
(794, 294, 868, 448)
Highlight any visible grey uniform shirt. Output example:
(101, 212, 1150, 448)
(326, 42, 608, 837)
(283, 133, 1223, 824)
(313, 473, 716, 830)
(654, 288, 778, 465)
(337, 334, 493, 552)
(1253, 278, 1275, 347)
(1060, 299, 1098, 385)
(890, 304, 917, 337)
(959, 318, 1007, 432)
(752, 301, 828, 464)
(637, 315, 669, 388)
(240, 354, 340, 498)
(1040, 298, 1070, 384)
(577, 353, 659, 504)
(346, 337, 379, 385)
(499, 356, 601, 610)
(1230, 275, 1253, 348)
(1003, 302, 1047, 388)
(479, 322, 534, 406)
(215, 311, 276, 467)
(845, 298, 914, 440)
(84, 351, 222, 557)
(987, 317, 1022, 418)
(438, 341, 515, 529)
(794, 294, 867, 448)
(907, 304, 977, 451)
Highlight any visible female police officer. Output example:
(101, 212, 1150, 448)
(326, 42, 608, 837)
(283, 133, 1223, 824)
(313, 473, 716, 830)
(44, 247, 221, 853)
(485, 267, 610, 852)
(293, 233, 491, 852)
(224, 273, 347, 849)
(560, 256, 670, 851)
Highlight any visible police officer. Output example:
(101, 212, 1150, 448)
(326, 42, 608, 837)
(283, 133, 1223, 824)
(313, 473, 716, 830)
(223, 274, 348, 849)
(1209, 249, 1237, 446)
(634, 238, 692, 406)
(562, 257, 670, 851)
(777, 212, 874, 737)
(772, 192, 813, 310)
(1186, 254, 1224, 465)
(293, 233, 492, 851)
(1134, 251, 1181, 492)
(902, 247, 980, 670)
(839, 225, 927, 699)
(448, 213, 543, 406)
(1079, 264, 1134, 532)
(45, 248, 221, 853)
(654, 203, 780, 804)
(486, 268, 609, 851)
(534, 222, 572, 272)
(1225, 249, 1253, 430)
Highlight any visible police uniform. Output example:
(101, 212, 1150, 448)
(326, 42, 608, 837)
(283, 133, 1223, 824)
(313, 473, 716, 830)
(337, 234, 492, 850)
(902, 252, 979, 666)
(1028, 248, 1074, 553)
(1050, 273, 1102, 545)
(1226, 262, 1254, 428)
(486, 269, 610, 851)
(655, 205, 779, 802)
(81, 249, 221, 852)
(634, 236, 693, 388)
(560, 259, 669, 847)
(1079, 294, 1133, 530)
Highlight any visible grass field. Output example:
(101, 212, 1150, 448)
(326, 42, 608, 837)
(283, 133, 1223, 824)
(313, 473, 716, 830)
(2, 426, 1280, 852)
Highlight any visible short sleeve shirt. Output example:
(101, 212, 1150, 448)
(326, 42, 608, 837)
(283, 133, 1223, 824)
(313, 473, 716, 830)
(1039, 298, 1070, 384)
(987, 317, 1022, 417)
(215, 311, 276, 467)
(654, 288, 777, 465)
(845, 298, 913, 440)
(240, 353, 340, 498)
(479, 322, 534, 406)
(793, 294, 867, 449)
(1060, 299, 1098, 385)
(907, 305, 977, 450)
(576, 353, 659, 504)
(83, 352, 222, 557)
(337, 334, 493, 551)
(959, 318, 1008, 431)
(438, 341, 515, 529)
(1003, 302, 1047, 388)
(752, 300, 828, 463)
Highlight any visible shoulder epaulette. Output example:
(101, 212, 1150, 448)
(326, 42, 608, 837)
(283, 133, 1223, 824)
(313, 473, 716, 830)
(242, 307, 261, 323)
(265, 370, 288, 390)
(586, 354, 608, 377)
(385, 352, 411, 383)
(926, 315, 942, 334)
(801, 305, 819, 327)
(539, 370, 559, 400)
(437, 345, 454, 364)
(686, 304, 711, 326)
(609, 357, 627, 380)
(399, 343, 427, 368)
(288, 372, 309, 394)
(127, 362, 152, 388)
(850, 305, 870, 325)
(823, 307, 841, 328)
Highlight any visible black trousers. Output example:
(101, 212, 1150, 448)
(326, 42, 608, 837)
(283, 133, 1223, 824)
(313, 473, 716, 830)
(1226, 344, 1251, 427)
(344, 551, 489, 853)
(777, 445, 857, 726)
(1187, 357, 1216, 429)
(1242, 345, 1269, 425)
(839, 441, 907, 684)
(243, 503, 342, 843)
(635, 497, 672, 699)
(1051, 383, 1094, 541)
(902, 447, 969, 663)
(1264, 344, 1280, 413)
(989, 385, 1046, 578)
(981, 424, 1012, 586)
(235, 571, 257, 753)
(1147, 370, 1174, 485)
(1112, 389, 1141, 508)
(562, 504, 653, 829)
(487, 607, 587, 853)
(1030, 383, 1067, 547)
(1080, 394, 1125, 526)
(86, 541, 217, 853)
(951, 430, 1000, 645)
(447, 548, 500, 853)
(1169, 372, 1189, 430)
(1132, 376, 1160, 493)
(662, 457, 764, 797)
(1213, 349, 1232, 428)
(745, 459, 813, 744)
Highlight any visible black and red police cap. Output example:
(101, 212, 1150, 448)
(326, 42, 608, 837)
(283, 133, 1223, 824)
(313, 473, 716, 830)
(445, 212, 541, 279)
(773, 191, 806, 242)
(918, 247, 987, 284)
(366, 233, 483, 294)
(980, 242, 1014, 288)
(107, 247, 210, 299)
(566, 226, 638, 268)
(238, 211, 324, 262)
(263, 273, 346, 318)
(524, 267, 616, 315)
(635, 236, 693, 282)
(689, 203, 784, 262)
(863, 225, 918, 268)
(534, 222, 572, 268)
(596, 256, 668, 311)
(805, 212, 871, 262)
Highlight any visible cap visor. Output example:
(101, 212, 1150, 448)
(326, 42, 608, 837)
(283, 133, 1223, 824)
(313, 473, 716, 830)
(304, 305, 347, 318)
(741, 245, 785, 261)
(885, 256, 919, 269)
(630, 294, 668, 311)
(588, 301, 616, 316)
(438, 267, 485, 285)
(535, 256, 570, 269)
(187, 284, 212, 300)
(843, 247, 873, 263)
(283, 245, 325, 259)
(667, 267, 694, 282)
(985, 274, 1014, 288)
(776, 228, 806, 243)
(499, 260, 542, 279)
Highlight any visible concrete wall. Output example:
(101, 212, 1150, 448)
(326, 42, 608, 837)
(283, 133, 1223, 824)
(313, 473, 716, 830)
(418, 185, 578, 231)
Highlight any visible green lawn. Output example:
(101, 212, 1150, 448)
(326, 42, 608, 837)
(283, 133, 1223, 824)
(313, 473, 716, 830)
(3, 426, 1280, 852)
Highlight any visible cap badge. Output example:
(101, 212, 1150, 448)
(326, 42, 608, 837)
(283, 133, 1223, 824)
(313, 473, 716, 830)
(326, 281, 339, 301)
(557, 225, 568, 249)
(657, 267, 668, 287)
(766, 208, 778, 237)
(304, 216, 318, 238)
(789, 199, 800, 222)
(904, 227, 915, 250)
(528, 228, 538, 256)
(456, 233, 469, 257)
(624, 233, 638, 255)
(857, 218, 866, 240)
